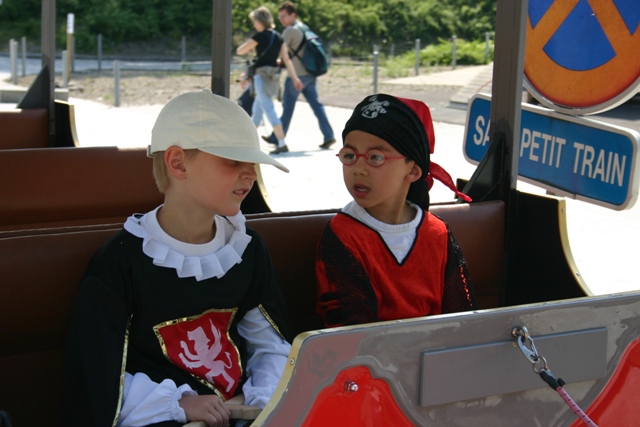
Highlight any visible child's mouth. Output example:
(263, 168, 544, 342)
(353, 184, 370, 197)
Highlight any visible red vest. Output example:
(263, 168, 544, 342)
(328, 212, 448, 321)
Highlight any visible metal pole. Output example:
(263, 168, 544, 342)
(66, 13, 74, 81)
(491, 0, 528, 305)
(414, 38, 420, 76)
(72, 36, 76, 72)
(451, 35, 457, 70)
(42, 0, 56, 143)
(211, 0, 232, 97)
(21, 36, 27, 77)
(9, 39, 17, 84)
(490, 1, 526, 188)
(373, 44, 379, 94)
(181, 36, 187, 63)
(97, 34, 103, 72)
(114, 59, 120, 107)
(62, 50, 68, 88)
(485, 32, 491, 62)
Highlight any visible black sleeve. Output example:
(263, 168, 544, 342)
(63, 275, 130, 426)
(315, 224, 379, 327)
(441, 226, 478, 313)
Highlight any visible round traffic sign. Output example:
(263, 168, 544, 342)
(524, 0, 640, 115)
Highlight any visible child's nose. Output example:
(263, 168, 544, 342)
(352, 159, 369, 174)
(246, 164, 258, 180)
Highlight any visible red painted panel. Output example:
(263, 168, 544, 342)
(569, 338, 640, 426)
(301, 366, 414, 427)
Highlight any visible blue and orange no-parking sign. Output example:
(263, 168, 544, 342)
(524, 0, 640, 115)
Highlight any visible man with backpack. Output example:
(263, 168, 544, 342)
(263, 1, 336, 152)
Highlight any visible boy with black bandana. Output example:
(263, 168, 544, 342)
(315, 93, 477, 327)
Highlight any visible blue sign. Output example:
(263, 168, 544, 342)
(464, 94, 640, 210)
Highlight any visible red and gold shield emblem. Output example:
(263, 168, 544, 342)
(154, 309, 242, 400)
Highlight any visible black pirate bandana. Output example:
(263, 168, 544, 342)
(342, 93, 471, 202)
(342, 94, 431, 180)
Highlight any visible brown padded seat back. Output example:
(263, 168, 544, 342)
(0, 108, 49, 149)
(247, 200, 505, 336)
(0, 201, 503, 426)
(431, 201, 505, 309)
(248, 213, 334, 335)
(0, 146, 163, 231)
(0, 226, 121, 427)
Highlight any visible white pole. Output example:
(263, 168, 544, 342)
(66, 13, 74, 80)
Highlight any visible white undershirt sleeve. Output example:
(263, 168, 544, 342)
(117, 371, 197, 427)
(237, 307, 291, 409)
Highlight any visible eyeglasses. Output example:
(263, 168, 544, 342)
(336, 147, 406, 167)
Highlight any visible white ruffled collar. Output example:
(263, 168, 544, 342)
(124, 206, 252, 281)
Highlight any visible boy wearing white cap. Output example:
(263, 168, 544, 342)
(64, 90, 291, 427)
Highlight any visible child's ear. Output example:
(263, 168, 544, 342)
(165, 146, 188, 179)
(405, 163, 423, 183)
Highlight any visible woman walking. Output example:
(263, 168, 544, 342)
(237, 6, 302, 154)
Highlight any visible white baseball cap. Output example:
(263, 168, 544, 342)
(149, 89, 289, 173)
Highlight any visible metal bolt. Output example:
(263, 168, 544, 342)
(344, 380, 358, 392)
(289, 358, 295, 365)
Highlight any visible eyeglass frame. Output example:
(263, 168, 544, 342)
(336, 147, 407, 168)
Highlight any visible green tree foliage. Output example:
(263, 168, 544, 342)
(0, 0, 495, 57)
(0, 0, 41, 41)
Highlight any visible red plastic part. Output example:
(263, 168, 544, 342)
(569, 338, 640, 426)
(301, 366, 415, 427)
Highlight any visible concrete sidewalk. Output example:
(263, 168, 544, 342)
(2, 68, 639, 297)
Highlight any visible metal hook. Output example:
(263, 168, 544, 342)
(512, 326, 538, 363)
(512, 326, 549, 373)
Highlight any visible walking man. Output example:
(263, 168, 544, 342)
(264, 2, 336, 153)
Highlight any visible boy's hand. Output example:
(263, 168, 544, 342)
(179, 394, 231, 427)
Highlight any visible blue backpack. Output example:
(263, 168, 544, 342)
(291, 23, 329, 77)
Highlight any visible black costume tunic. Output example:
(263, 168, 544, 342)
(63, 226, 291, 426)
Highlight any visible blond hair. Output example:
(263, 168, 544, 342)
(152, 149, 200, 193)
(249, 6, 275, 29)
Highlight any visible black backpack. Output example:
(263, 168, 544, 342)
(291, 23, 329, 77)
